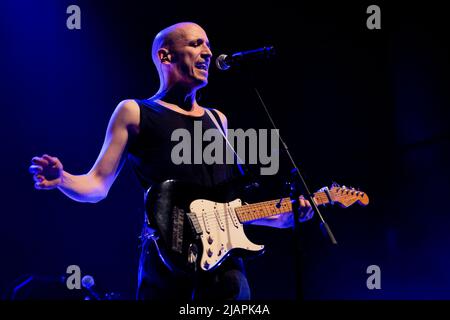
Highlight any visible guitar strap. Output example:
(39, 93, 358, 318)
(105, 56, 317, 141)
(204, 108, 246, 176)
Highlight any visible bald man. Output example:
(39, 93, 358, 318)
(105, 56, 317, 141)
(29, 22, 313, 300)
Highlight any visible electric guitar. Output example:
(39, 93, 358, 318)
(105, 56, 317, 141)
(144, 179, 369, 275)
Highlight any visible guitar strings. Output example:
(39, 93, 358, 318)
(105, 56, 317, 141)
(194, 197, 313, 222)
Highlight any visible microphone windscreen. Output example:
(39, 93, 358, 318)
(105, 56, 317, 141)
(215, 54, 230, 71)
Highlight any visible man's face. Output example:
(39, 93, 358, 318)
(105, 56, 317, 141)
(169, 24, 212, 89)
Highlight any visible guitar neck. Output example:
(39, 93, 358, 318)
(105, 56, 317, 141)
(235, 191, 331, 223)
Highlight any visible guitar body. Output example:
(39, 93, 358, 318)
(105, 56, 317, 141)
(144, 179, 264, 275)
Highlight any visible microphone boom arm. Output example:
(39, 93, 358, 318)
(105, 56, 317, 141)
(216, 46, 275, 70)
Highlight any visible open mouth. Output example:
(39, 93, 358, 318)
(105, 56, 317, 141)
(195, 63, 209, 71)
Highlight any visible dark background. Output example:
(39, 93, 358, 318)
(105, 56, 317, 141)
(0, 0, 449, 300)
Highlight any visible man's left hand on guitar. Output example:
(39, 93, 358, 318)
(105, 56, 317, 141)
(248, 196, 314, 228)
(298, 196, 315, 222)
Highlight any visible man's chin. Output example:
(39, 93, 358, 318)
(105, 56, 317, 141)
(195, 78, 208, 88)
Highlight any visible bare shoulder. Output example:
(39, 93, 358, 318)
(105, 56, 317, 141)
(111, 99, 140, 128)
(115, 99, 140, 119)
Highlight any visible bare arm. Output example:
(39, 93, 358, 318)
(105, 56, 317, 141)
(29, 99, 140, 203)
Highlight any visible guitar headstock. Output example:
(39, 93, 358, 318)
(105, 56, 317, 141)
(327, 183, 369, 208)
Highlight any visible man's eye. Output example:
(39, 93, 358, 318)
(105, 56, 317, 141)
(191, 40, 204, 47)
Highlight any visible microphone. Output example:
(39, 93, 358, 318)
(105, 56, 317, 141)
(81, 275, 102, 300)
(215, 46, 275, 71)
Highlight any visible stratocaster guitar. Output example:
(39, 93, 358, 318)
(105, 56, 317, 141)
(144, 180, 369, 275)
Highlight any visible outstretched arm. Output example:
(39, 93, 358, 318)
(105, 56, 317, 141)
(29, 99, 140, 203)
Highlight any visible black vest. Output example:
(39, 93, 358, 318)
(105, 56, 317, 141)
(127, 99, 237, 190)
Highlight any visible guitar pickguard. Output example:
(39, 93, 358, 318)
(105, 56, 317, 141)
(189, 198, 264, 271)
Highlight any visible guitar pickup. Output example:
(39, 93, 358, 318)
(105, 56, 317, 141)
(214, 208, 225, 231)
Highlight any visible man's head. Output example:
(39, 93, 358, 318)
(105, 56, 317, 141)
(152, 22, 212, 92)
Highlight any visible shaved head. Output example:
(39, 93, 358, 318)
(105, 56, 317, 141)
(150, 22, 212, 92)
(151, 22, 204, 67)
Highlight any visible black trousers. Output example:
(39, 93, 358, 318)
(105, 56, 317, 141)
(136, 239, 251, 301)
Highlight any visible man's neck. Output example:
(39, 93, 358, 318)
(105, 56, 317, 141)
(152, 86, 198, 112)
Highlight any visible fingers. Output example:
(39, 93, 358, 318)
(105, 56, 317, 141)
(29, 165, 43, 174)
(30, 154, 62, 190)
(42, 154, 62, 169)
(31, 156, 49, 167)
(299, 198, 306, 207)
(34, 178, 59, 190)
(299, 197, 311, 209)
(33, 174, 44, 182)
(298, 197, 314, 222)
(31, 154, 62, 170)
(35, 181, 49, 190)
(31, 154, 57, 166)
(42, 154, 55, 164)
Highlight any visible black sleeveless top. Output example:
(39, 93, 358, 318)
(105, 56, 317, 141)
(130, 100, 247, 293)
(127, 99, 237, 190)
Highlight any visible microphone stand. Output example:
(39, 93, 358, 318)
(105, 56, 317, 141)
(252, 86, 338, 301)
(220, 52, 338, 299)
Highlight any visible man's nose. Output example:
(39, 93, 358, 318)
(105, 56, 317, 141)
(201, 45, 212, 59)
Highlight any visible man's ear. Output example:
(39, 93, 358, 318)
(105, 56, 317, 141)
(158, 48, 171, 64)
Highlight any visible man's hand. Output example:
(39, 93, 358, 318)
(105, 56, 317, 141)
(27, 100, 139, 202)
(248, 196, 315, 228)
(275, 196, 314, 227)
(298, 195, 314, 222)
(29, 154, 63, 190)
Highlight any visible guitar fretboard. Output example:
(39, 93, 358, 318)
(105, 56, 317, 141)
(235, 191, 331, 223)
